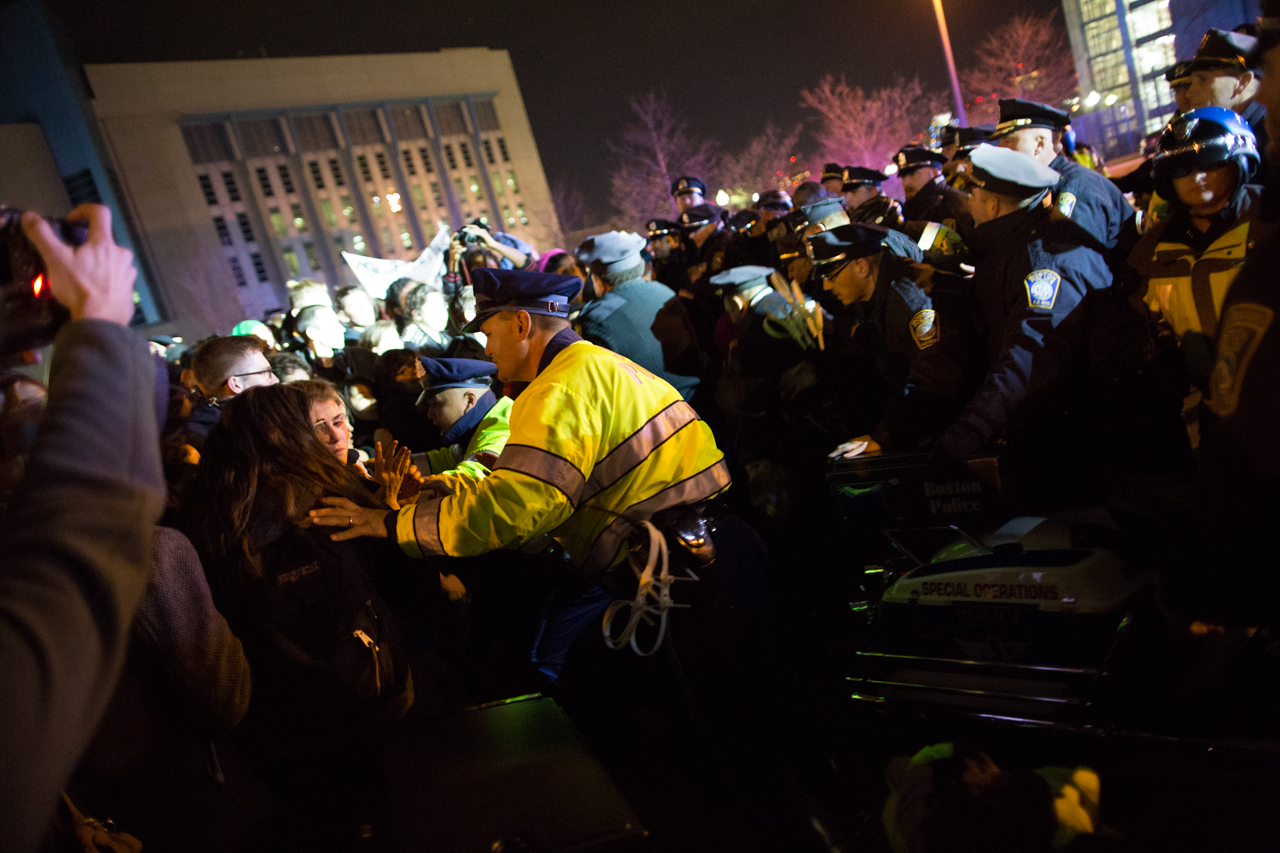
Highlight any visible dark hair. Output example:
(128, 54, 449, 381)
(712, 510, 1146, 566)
(267, 351, 312, 382)
(403, 282, 444, 318)
(374, 348, 420, 391)
(181, 384, 382, 583)
(192, 335, 266, 393)
(385, 278, 419, 315)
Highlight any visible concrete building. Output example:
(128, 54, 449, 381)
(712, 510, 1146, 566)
(0, 0, 561, 338)
(1061, 0, 1260, 159)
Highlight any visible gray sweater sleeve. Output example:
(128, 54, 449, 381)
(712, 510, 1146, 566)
(0, 319, 164, 852)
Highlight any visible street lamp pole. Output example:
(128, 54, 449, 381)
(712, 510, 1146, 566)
(932, 0, 968, 127)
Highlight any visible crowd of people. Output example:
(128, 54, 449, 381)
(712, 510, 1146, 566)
(5, 11, 1280, 853)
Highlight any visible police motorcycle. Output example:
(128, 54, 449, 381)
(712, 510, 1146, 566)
(828, 450, 1280, 749)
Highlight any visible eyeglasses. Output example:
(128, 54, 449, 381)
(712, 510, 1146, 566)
(227, 368, 276, 381)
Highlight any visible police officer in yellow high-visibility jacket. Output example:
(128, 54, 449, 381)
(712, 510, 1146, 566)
(414, 357, 512, 487)
(312, 268, 793, 833)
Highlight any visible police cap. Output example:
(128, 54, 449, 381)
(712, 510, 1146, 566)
(820, 162, 845, 182)
(1165, 60, 1193, 86)
(809, 222, 921, 267)
(574, 230, 647, 276)
(798, 196, 846, 226)
(938, 124, 961, 148)
(757, 189, 793, 210)
(841, 166, 889, 188)
(727, 209, 759, 233)
(894, 146, 949, 174)
(646, 218, 679, 238)
(463, 268, 583, 333)
(678, 203, 726, 230)
(416, 357, 496, 404)
(671, 176, 707, 197)
(1190, 28, 1257, 73)
(989, 99, 1070, 140)
(967, 144, 1061, 198)
(708, 265, 774, 295)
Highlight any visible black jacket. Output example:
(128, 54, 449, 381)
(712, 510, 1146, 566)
(903, 175, 974, 241)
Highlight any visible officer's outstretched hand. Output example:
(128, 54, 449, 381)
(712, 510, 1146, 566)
(309, 496, 389, 541)
(829, 435, 882, 461)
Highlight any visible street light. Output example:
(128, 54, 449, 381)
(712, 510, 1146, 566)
(932, 0, 968, 128)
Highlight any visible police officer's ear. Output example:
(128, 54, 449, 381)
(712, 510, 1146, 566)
(1236, 69, 1259, 97)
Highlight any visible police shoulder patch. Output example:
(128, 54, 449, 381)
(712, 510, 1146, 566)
(1207, 302, 1274, 417)
(909, 308, 938, 349)
(1057, 191, 1077, 218)
(1024, 269, 1061, 310)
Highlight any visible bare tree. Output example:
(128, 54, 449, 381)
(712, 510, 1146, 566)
(550, 175, 589, 236)
(718, 121, 805, 200)
(800, 75, 948, 176)
(607, 90, 719, 226)
(960, 10, 1078, 125)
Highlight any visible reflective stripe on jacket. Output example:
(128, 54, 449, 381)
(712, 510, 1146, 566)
(396, 341, 729, 577)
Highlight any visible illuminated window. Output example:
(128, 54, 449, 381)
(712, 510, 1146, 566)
(453, 177, 465, 199)
(352, 233, 367, 253)
(213, 216, 233, 246)
(482, 139, 496, 164)
(370, 195, 382, 214)
(400, 226, 414, 249)
(291, 203, 308, 232)
(228, 255, 247, 287)
(503, 204, 514, 225)
(492, 171, 505, 196)
(419, 147, 434, 173)
(379, 226, 394, 253)
(320, 198, 337, 228)
(236, 212, 256, 243)
(256, 167, 274, 197)
(516, 203, 527, 225)
(282, 247, 301, 277)
(469, 175, 482, 198)
(443, 144, 457, 170)
(303, 241, 319, 272)
(507, 170, 520, 194)
(341, 195, 357, 224)
(329, 158, 346, 187)
(356, 154, 373, 183)
(277, 164, 295, 194)
(497, 138, 510, 162)
(198, 174, 218, 205)
(308, 161, 326, 189)
(250, 251, 269, 281)
(459, 142, 474, 168)
(374, 152, 392, 180)
(430, 182, 444, 207)
(402, 149, 417, 176)
(269, 207, 287, 238)
(477, 209, 489, 226)
(222, 171, 241, 201)
(387, 192, 402, 213)
(411, 185, 427, 209)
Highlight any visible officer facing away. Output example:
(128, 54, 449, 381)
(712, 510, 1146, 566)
(415, 357, 512, 483)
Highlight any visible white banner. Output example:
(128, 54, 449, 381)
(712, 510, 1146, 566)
(341, 222, 452, 298)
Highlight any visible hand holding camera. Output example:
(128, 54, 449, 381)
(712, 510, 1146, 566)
(23, 205, 137, 325)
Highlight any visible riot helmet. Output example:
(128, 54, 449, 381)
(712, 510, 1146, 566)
(1152, 106, 1259, 202)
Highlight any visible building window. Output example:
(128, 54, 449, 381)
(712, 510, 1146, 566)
(430, 182, 444, 207)
(516, 204, 527, 225)
(469, 175, 482, 198)
(401, 149, 418, 176)
(507, 170, 520, 194)
(222, 171, 241, 202)
(370, 195, 382, 215)
(352, 233, 367, 254)
(374, 152, 392, 180)
(250, 251, 269, 282)
(282, 247, 301, 278)
(303, 241, 320, 272)
(290, 203, 308, 232)
(255, 167, 274, 197)
(411, 185, 427, 209)
(228, 255, 247, 287)
(333, 235, 346, 255)
(453, 177, 465, 200)
(341, 195, 357, 223)
(277, 164, 296, 194)
(459, 142, 474, 168)
(482, 139, 496, 165)
(400, 226, 414, 249)
(492, 171, 505, 196)
(443, 144, 457, 170)
(320, 198, 337, 228)
(477, 209, 489, 226)
(497, 138, 510, 162)
(419, 147, 434, 173)
(236, 212, 256, 243)
(213, 216, 233, 246)
(379, 226, 394, 253)
(329, 158, 346, 187)
(269, 207, 288, 238)
(356, 154, 373, 183)
(503, 204, 514, 226)
(308, 160, 326, 189)
(198, 174, 218, 205)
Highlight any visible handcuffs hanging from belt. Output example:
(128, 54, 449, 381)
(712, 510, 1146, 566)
(602, 500, 721, 656)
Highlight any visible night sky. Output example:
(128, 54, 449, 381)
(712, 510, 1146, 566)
(46, 0, 1062, 223)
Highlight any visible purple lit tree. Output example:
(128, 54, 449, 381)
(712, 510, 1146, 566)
(960, 10, 1078, 125)
(717, 121, 805, 202)
(800, 75, 947, 176)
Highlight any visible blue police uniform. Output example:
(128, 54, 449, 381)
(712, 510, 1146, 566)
(897, 146, 975, 240)
(1048, 153, 1134, 251)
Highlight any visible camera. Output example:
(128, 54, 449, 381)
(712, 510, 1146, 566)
(0, 206, 88, 356)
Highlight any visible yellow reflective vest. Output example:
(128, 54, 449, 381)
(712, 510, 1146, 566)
(396, 340, 729, 577)
(422, 395, 512, 487)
